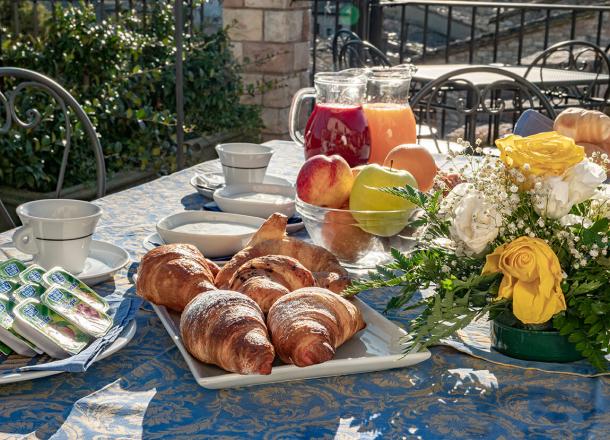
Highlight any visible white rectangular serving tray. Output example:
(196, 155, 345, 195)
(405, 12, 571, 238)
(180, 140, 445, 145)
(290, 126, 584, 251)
(153, 298, 431, 389)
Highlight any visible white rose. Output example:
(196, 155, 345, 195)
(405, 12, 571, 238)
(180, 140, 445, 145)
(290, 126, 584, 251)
(565, 161, 607, 204)
(534, 161, 607, 219)
(444, 185, 501, 255)
(590, 184, 610, 219)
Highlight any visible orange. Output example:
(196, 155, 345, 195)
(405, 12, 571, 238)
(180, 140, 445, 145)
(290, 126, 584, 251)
(383, 144, 438, 192)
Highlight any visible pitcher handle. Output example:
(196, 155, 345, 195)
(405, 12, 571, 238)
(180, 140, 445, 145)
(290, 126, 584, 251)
(289, 87, 316, 147)
(12, 225, 38, 256)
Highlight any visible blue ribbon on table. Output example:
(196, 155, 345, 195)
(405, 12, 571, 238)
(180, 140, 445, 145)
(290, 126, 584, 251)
(13, 293, 142, 373)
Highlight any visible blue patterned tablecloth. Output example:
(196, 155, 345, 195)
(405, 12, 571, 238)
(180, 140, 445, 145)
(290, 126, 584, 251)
(0, 141, 608, 439)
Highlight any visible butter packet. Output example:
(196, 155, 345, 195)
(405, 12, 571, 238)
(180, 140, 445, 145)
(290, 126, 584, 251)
(0, 294, 40, 356)
(12, 299, 90, 359)
(12, 283, 45, 304)
(0, 279, 20, 297)
(41, 286, 112, 338)
(0, 259, 27, 281)
(18, 265, 46, 286)
(42, 268, 108, 313)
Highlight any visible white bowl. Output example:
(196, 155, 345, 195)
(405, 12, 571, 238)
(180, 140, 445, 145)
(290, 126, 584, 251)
(156, 211, 265, 258)
(215, 143, 274, 185)
(213, 183, 296, 219)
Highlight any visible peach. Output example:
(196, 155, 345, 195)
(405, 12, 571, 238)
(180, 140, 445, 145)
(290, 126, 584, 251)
(296, 154, 354, 208)
(321, 208, 374, 263)
(383, 144, 439, 192)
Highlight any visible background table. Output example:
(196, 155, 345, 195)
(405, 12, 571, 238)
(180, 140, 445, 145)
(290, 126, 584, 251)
(0, 141, 608, 439)
(412, 63, 610, 88)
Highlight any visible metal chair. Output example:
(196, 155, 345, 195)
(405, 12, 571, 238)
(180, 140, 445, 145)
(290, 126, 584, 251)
(338, 40, 391, 70)
(410, 66, 556, 152)
(0, 67, 106, 229)
(524, 40, 610, 111)
(331, 29, 361, 71)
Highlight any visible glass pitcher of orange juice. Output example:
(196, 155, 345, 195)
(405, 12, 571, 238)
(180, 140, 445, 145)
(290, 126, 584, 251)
(364, 65, 417, 164)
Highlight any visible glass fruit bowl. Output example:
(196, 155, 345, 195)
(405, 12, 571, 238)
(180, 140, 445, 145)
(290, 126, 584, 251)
(296, 196, 421, 269)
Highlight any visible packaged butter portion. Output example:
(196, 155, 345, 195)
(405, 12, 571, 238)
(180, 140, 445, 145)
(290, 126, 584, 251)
(18, 265, 46, 286)
(12, 283, 45, 304)
(0, 259, 27, 281)
(12, 299, 90, 358)
(42, 286, 112, 338)
(0, 279, 19, 297)
(42, 268, 108, 312)
(0, 294, 40, 356)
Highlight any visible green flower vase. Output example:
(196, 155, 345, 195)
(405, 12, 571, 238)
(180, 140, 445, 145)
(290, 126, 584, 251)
(490, 319, 584, 363)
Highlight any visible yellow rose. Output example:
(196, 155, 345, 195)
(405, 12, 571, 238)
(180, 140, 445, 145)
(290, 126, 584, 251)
(482, 237, 566, 324)
(495, 131, 585, 177)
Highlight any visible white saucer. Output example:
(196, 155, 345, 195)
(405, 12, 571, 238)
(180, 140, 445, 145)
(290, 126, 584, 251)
(191, 173, 293, 199)
(77, 240, 130, 286)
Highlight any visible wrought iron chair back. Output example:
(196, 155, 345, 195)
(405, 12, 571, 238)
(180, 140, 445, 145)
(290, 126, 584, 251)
(410, 66, 556, 152)
(0, 67, 106, 230)
(338, 40, 391, 70)
(524, 40, 610, 111)
(331, 29, 361, 71)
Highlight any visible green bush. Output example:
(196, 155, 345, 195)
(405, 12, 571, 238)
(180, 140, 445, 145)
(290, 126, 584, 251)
(0, 2, 262, 193)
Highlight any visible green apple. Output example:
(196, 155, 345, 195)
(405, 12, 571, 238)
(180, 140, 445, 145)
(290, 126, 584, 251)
(349, 164, 418, 236)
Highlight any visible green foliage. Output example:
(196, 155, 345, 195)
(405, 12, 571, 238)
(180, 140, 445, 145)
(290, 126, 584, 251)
(0, 2, 262, 193)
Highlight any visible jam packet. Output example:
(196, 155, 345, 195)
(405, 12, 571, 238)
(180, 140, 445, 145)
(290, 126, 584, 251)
(42, 286, 112, 338)
(12, 283, 45, 304)
(0, 259, 27, 281)
(18, 264, 46, 286)
(42, 268, 108, 312)
(0, 279, 20, 297)
(12, 299, 90, 358)
(0, 341, 11, 356)
(0, 294, 40, 356)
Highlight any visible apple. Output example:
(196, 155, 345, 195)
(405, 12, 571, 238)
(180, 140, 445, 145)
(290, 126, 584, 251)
(349, 164, 418, 236)
(296, 154, 354, 208)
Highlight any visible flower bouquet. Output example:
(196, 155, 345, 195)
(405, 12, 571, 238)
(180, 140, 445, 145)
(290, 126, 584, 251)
(345, 132, 610, 372)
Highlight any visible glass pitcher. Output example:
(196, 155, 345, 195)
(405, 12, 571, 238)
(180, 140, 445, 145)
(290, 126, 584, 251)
(289, 70, 371, 166)
(363, 65, 417, 164)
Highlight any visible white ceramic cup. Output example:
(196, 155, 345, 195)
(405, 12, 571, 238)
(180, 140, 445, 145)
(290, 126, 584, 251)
(12, 199, 103, 274)
(215, 143, 274, 185)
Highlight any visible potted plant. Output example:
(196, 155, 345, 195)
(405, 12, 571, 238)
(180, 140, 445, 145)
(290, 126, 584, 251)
(346, 132, 610, 372)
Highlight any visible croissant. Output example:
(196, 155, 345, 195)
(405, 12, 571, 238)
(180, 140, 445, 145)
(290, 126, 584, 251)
(216, 214, 350, 294)
(267, 287, 366, 367)
(228, 255, 316, 313)
(180, 290, 275, 375)
(554, 108, 610, 158)
(136, 244, 217, 312)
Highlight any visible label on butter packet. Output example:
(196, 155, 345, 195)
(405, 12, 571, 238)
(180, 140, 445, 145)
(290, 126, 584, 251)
(12, 283, 45, 304)
(0, 259, 27, 280)
(42, 286, 112, 338)
(0, 294, 40, 354)
(0, 279, 20, 297)
(18, 265, 46, 286)
(42, 268, 108, 312)
(13, 300, 90, 356)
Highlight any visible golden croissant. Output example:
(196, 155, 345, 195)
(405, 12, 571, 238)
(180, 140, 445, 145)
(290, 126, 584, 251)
(136, 243, 217, 312)
(554, 107, 610, 159)
(216, 214, 350, 294)
(267, 287, 366, 367)
(228, 255, 316, 313)
(180, 290, 275, 375)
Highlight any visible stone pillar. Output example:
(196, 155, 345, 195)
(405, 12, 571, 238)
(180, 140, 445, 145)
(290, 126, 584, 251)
(224, 0, 310, 141)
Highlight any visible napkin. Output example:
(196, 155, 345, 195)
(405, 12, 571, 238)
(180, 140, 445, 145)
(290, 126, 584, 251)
(513, 109, 555, 137)
(14, 292, 142, 373)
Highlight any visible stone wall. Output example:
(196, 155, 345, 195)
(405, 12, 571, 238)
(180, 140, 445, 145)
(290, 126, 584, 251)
(224, 0, 311, 141)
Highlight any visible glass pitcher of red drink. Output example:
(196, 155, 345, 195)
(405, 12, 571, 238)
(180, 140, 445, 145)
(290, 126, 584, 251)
(288, 70, 371, 166)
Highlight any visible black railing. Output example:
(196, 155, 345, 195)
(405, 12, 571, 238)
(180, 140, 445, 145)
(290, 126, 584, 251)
(311, 0, 610, 75)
